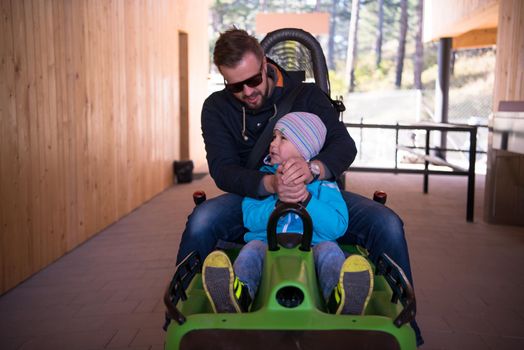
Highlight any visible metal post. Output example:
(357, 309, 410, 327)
(435, 37, 452, 160)
(466, 127, 477, 222)
(424, 130, 430, 193)
(359, 117, 363, 160)
(395, 123, 399, 170)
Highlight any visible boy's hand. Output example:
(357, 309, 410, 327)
(280, 157, 312, 185)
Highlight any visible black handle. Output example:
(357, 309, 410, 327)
(267, 202, 313, 252)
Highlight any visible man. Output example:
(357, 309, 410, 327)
(176, 29, 422, 346)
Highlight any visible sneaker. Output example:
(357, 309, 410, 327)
(329, 254, 374, 315)
(202, 250, 251, 313)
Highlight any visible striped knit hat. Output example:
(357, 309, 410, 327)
(274, 112, 327, 161)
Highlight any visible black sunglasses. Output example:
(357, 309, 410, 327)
(224, 64, 264, 93)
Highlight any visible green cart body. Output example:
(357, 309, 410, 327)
(164, 204, 417, 349)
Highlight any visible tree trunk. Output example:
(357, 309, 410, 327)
(413, 0, 424, 89)
(327, 0, 337, 70)
(450, 51, 456, 75)
(346, 0, 360, 92)
(259, 0, 267, 12)
(211, 1, 225, 34)
(395, 0, 408, 88)
(375, 0, 384, 68)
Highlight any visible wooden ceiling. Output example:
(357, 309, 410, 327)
(424, 0, 499, 49)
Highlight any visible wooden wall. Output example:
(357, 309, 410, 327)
(492, 0, 524, 107)
(483, 0, 524, 225)
(0, 0, 209, 294)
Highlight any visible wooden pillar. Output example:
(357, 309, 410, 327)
(179, 31, 189, 160)
(484, 0, 524, 225)
(492, 0, 524, 108)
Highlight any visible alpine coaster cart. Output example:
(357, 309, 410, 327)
(163, 28, 417, 350)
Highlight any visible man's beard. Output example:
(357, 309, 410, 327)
(243, 82, 269, 110)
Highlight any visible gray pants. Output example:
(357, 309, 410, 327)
(233, 240, 345, 301)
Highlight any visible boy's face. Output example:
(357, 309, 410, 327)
(269, 130, 302, 165)
(219, 52, 268, 110)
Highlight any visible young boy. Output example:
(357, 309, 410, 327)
(202, 112, 374, 315)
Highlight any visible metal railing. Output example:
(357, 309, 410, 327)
(345, 121, 479, 222)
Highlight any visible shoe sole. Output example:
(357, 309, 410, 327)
(202, 251, 241, 313)
(336, 255, 374, 315)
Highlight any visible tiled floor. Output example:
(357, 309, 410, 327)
(1, 172, 523, 349)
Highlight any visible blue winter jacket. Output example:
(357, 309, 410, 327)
(242, 165, 348, 245)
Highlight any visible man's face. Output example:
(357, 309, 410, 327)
(219, 53, 268, 110)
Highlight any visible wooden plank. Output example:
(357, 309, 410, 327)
(47, 1, 67, 260)
(100, 0, 116, 229)
(0, 0, 17, 293)
(32, 0, 46, 268)
(134, 0, 143, 209)
(143, 0, 153, 201)
(179, 31, 189, 161)
(147, 0, 158, 195)
(113, 0, 128, 219)
(124, 1, 137, 213)
(72, 0, 88, 247)
(166, 0, 178, 185)
(62, 0, 80, 250)
(88, 0, 104, 236)
(96, 0, 111, 232)
(104, 0, 116, 229)
(9, 0, 33, 290)
(493, 0, 524, 108)
(44, 0, 63, 264)
(160, 0, 170, 186)
(33, 0, 62, 267)
(84, 0, 94, 238)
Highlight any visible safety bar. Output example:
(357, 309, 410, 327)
(267, 202, 313, 252)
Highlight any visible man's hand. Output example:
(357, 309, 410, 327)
(280, 157, 313, 185)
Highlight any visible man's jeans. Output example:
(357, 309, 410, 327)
(175, 190, 423, 346)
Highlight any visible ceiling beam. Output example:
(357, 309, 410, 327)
(255, 13, 329, 35)
(452, 28, 497, 49)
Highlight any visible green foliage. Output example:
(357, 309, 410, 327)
(328, 70, 348, 98)
(332, 50, 396, 92)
